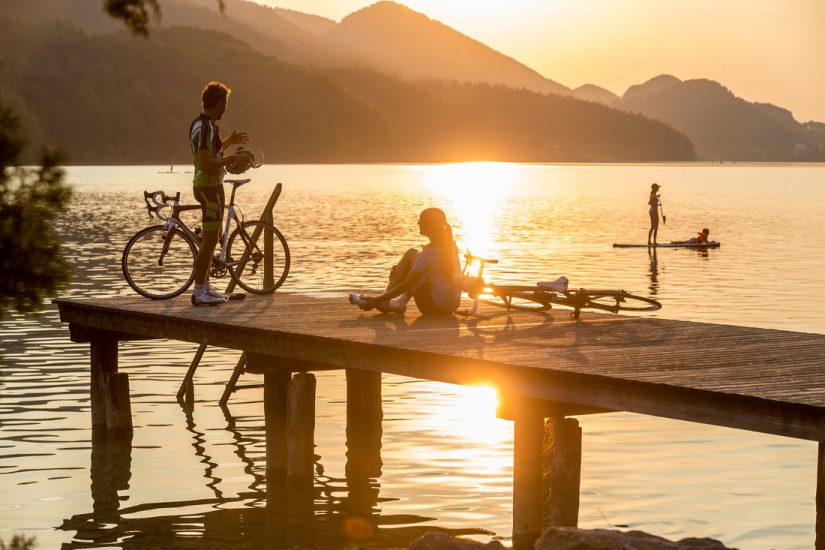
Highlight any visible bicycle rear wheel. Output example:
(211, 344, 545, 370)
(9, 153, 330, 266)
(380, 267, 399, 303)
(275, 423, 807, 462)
(577, 290, 661, 313)
(480, 288, 554, 311)
(226, 220, 290, 294)
(122, 225, 197, 299)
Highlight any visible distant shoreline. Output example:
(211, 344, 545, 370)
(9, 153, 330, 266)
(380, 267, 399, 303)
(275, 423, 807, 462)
(56, 161, 825, 168)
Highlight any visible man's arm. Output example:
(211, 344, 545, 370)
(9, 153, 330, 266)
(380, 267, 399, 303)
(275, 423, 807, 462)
(222, 130, 250, 150)
(196, 149, 246, 172)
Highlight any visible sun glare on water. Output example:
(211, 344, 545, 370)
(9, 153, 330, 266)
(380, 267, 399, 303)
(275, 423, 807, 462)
(422, 384, 508, 445)
(418, 162, 520, 257)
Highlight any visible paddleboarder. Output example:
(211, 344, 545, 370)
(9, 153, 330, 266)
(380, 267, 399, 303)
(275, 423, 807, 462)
(648, 183, 661, 246)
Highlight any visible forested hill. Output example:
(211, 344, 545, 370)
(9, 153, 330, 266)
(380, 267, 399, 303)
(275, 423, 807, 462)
(0, 18, 695, 164)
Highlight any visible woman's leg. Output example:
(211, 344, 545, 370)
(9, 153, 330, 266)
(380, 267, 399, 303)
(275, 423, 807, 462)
(648, 208, 659, 245)
(376, 248, 418, 312)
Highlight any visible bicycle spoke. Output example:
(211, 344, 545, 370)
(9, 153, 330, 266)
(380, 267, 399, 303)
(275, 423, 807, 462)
(122, 226, 196, 299)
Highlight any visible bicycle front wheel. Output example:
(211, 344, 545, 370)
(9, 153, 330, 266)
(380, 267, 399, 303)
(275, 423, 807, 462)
(122, 225, 197, 299)
(226, 221, 290, 294)
(578, 290, 661, 313)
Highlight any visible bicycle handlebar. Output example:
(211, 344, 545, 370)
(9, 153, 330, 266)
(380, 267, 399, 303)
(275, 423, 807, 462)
(143, 190, 180, 220)
(464, 251, 499, 264)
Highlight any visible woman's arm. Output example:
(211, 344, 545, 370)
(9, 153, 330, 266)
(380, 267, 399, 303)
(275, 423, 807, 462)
(362, 270, 421, 308)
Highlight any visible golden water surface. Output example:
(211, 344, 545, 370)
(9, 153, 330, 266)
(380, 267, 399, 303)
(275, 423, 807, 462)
(1, 163, 824, 549)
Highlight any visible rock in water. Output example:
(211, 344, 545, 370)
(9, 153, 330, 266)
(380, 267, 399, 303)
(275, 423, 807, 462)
(535, 527, 734, 549)
(409, 532, 506, 550)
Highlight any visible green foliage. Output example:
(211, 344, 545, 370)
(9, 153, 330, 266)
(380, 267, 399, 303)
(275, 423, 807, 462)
(0, 102, 72, 316)
(104, 0, 225, 37)
(0, 534, 37, 550)
(103, 0, 161, 37)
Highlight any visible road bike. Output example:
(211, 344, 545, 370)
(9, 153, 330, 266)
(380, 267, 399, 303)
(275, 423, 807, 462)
(122, 178, 290, 299)
(459, 252, 661, 319)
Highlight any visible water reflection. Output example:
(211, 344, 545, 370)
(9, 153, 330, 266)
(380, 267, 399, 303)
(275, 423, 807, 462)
(3, 164, 825, 549)
(648, 247, 659, 295)
(59, 405, 492, 549)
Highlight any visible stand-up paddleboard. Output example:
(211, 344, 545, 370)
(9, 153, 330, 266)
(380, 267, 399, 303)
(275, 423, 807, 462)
(613, 241, 721, 249)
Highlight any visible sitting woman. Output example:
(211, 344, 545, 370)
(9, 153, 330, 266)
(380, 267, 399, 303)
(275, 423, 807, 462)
(350, 207, 462, 316)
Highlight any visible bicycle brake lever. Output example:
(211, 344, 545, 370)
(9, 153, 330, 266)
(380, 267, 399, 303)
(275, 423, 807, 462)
(143, 191, 155, 220)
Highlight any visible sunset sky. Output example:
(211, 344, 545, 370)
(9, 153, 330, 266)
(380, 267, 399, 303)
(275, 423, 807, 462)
(254, 0, 825, 122)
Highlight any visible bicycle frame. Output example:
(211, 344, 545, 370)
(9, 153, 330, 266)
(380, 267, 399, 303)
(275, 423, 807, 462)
(458, 251, 660, 319)
(152, 188, 245, 269)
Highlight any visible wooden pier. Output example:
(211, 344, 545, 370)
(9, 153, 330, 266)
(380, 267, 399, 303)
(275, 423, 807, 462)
(56, 293, 825, 548)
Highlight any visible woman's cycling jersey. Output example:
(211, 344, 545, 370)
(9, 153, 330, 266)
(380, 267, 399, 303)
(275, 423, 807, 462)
(189, 114, 224, 187)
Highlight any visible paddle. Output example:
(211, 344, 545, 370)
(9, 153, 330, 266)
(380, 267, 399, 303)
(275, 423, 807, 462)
(658, 195, 667, 225)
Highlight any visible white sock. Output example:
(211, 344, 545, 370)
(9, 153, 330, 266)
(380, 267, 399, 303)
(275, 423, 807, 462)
(389, 294, 411, 308)
(194, 283, 205, 296)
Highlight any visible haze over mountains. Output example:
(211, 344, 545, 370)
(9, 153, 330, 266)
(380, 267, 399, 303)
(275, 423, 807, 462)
(3, 0, 823, 162)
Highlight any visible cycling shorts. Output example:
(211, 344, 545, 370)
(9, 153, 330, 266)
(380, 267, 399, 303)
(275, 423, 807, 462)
(194, 185, 224, 232)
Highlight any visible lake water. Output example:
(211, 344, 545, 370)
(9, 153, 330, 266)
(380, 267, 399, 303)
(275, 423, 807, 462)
(1, 163, 824, 549)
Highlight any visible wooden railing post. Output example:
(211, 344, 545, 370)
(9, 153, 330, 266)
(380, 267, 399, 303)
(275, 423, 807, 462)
(226, 183, 282, 294)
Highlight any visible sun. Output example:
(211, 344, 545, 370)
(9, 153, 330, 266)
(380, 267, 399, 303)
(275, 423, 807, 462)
(416, 162, 520, 258)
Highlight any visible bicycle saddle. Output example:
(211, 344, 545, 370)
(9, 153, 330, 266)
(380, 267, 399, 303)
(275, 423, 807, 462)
(538, 276, 569, 292)
(225, 178, 251, 186)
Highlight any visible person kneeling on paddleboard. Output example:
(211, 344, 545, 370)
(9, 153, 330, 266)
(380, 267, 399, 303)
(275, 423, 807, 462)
(672, 228, 710, 245)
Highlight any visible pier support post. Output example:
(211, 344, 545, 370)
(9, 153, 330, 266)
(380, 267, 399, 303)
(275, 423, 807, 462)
(258, 353, 290, 483)
(287, 372, 316, 486)
(543, 417, 582, 527)
(90, 332, 132, 438)
(817, 442, 825, 549)
(346, 369, 383, 480)
(512, 409, 544, 549)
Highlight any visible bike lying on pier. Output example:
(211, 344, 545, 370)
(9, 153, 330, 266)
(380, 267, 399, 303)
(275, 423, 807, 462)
(122, 178, 290, 299)
(459, 252, 661, 319)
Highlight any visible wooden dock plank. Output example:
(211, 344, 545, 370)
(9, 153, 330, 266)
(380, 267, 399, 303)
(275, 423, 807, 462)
(55, 293, 825, 440)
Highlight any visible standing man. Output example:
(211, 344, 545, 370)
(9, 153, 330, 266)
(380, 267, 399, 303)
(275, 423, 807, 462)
(189, 81, 250, 306)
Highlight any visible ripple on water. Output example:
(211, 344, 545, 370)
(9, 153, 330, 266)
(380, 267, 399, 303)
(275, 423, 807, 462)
(2, 164, 824, 548)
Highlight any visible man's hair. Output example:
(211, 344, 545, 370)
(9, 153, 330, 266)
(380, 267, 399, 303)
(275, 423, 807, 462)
(201, 81, 231, 110)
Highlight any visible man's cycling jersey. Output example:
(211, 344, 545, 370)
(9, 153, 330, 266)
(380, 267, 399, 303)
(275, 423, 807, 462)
(189, 114, 223, 188)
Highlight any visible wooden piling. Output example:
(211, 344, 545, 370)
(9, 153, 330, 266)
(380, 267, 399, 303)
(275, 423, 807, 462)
(512, 410, 544, 549)
(89, 332, 132, 437)
(543, 417, 582, 527)
(103, 372, 133, 438)
(257, 353, 290, 480)
(817, 442, 825, 550)
(287, 372, 316, 485)
(346, 369, 383, 479)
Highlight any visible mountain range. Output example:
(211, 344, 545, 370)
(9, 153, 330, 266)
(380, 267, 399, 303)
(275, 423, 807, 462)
(2, 0, 823, 162)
